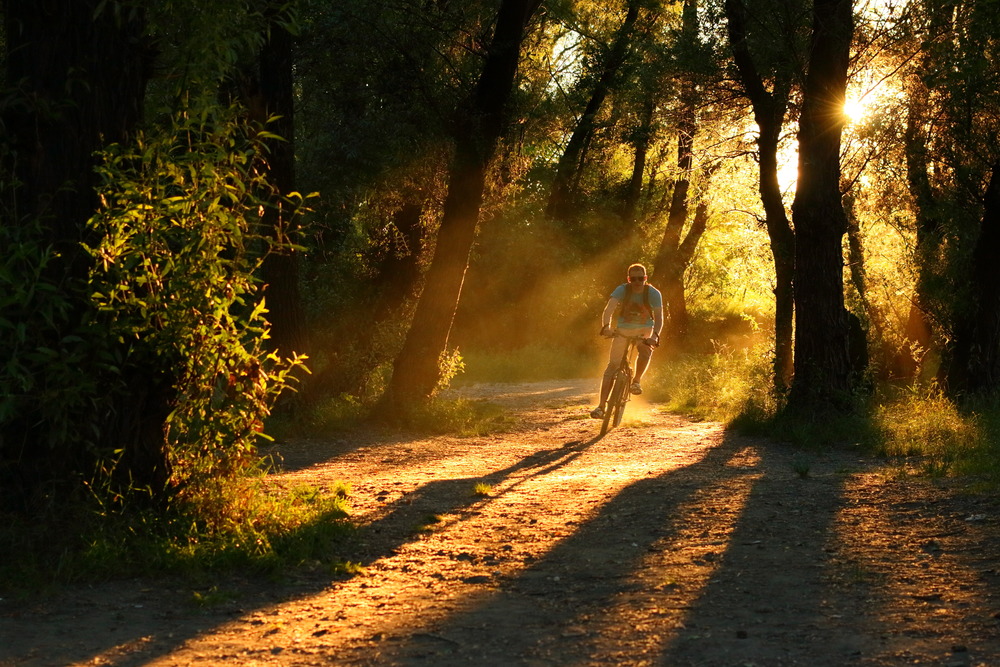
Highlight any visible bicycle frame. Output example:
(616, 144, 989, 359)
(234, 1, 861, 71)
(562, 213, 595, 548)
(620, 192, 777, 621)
(600, 334, 644, 436)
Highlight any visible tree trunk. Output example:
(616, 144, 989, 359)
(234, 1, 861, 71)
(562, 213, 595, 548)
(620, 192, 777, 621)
(621, 96, 654, 226)
(257, 12, 308, 359)
(1, 1, 160, 496)
(651, 0, 703, 341)
(787, 0, 854, 411)
(895, 95, 939, 379)
(657, 200, 710, 341)
(946, 162, 1000, 395)
(546, 0, 641, 222)
(385, 0, 541, 408)
(724, 0, 795, 394)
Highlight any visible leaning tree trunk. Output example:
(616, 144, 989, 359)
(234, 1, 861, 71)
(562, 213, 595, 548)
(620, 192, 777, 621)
(546, 0, 641, 222)
(385, 0, 541, 408)
(724, 0, 796, 394)
(787, 0, 854, 411)
(1, 0, 160, 497)
(652, 0, 705, 341)
(652, 114, 696, 338)
(621, 96, 655, 226)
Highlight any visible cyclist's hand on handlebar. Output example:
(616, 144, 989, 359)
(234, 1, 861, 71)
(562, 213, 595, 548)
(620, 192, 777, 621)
(600, 324, 614, 338)
(644, 334, 660, 347)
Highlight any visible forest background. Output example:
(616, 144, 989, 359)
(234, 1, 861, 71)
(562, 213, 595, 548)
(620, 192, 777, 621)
(1, 0, 999, 585)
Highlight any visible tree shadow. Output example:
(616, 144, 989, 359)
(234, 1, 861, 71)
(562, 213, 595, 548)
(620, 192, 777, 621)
(0, 430, 605, 667)
(367, 432, 860, 665)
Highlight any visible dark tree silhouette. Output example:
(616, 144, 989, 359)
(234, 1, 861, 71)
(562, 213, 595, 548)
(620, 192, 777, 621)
(257, 9, 308, 359)
(1, 1, 161, 498)
(385, 0, 543, 408)
(787, 0, 855, 410)
(724, 0, 797, 393)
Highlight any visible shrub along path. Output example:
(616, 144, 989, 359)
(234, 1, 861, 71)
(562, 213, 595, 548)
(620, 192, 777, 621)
(3, 379, 1000, 666)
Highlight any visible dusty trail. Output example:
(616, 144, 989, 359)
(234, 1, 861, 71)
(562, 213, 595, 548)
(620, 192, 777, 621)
(2, 379, 1000, 666)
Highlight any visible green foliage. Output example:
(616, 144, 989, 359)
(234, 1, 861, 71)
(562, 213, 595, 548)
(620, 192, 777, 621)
(394, 398, 520, 437)
(472, 482, 493, 497)
(458, 344, 597, 384)
(865, 387, 1000, 481)
(86, 102, 308, 491)
(0, 476, 352, 592)
(646, 339, 776, 423)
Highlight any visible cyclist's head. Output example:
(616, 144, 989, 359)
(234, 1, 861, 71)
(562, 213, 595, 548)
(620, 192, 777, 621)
(627, 263, 647, 284)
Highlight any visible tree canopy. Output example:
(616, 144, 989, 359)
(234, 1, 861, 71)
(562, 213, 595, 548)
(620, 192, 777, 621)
(2, 0, 1000, 518)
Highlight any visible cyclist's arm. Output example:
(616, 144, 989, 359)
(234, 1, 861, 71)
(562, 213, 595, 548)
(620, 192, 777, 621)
(601, 297, 619, 329)
(652, 305, 664, 340)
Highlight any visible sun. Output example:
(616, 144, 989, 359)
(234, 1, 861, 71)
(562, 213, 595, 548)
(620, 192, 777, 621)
(843, 96, 868, 123)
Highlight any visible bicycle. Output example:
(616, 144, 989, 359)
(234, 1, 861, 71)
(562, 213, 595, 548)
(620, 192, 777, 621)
(600, 332, 655, 436)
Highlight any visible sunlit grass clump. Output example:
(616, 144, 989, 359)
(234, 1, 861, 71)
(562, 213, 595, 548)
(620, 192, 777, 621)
(867, 388, 1000, 482)
(0, 477, 355, 593)
(645, 340, 776, 423)
(400, 397, 521, 436)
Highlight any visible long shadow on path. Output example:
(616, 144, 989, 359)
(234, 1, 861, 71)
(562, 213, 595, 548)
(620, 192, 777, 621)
(373, 432, 859, 666)
(0, 427, 603, 666)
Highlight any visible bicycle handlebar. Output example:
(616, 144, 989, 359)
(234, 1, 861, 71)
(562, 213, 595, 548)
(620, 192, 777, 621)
(602, 329, 659, 348)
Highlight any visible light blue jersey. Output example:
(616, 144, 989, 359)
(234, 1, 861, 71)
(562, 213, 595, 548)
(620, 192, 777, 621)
(611, 283, 663, 331)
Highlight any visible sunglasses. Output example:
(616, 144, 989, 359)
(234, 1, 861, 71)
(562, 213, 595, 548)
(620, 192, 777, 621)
(628, 275, 647, 283)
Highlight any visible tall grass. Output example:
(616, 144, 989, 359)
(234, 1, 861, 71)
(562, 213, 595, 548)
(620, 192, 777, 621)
(868, 388, 1000, 483)
(645, 340, 777, 423)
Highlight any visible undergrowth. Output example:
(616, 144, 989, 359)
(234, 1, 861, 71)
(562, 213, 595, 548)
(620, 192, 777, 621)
(457, 343, 594, 384)
(273, 393, 520, 439)
(0, 476, 354, 595)
(642, 340, 1000, 488)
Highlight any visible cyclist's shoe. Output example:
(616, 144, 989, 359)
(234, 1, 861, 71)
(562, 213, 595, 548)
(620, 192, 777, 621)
(630, 382, 642, 395)
(590, 406, 605, 419)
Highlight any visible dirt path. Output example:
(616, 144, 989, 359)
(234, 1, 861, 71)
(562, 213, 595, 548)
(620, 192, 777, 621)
(3, 379, 1000, 666)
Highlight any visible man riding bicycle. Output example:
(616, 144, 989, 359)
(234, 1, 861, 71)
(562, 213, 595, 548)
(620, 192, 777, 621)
(591, 263, 664, 419)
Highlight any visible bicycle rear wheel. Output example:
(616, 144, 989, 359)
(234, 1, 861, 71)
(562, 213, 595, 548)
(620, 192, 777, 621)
(600, 375, 625, 436)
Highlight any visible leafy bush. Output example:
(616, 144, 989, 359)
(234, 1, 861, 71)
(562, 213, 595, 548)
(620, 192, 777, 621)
(86, 104, 308, 496)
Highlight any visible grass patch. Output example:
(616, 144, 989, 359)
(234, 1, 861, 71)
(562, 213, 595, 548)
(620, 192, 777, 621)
(645, 341, 776, 424)
(472, 482, 493, 497)
(0, 477, 355, 595)
(398, 397, 521, 436)
(457, 344, 593, 384)
(865, 387, 1000, 483)
(268, 392, 367, 438)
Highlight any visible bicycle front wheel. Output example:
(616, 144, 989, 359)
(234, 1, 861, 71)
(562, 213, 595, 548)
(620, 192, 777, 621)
(601, 373, 627, 436)
(611, 370, 630, 429)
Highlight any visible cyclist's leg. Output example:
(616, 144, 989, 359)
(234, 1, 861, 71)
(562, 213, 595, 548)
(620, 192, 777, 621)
(631, 327, 655, 392)
(597, 336, 628, 407)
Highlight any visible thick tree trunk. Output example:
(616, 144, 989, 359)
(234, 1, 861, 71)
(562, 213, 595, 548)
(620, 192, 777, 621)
(787, 0, 854, 411)
(386, 0, 541, 408)
(724, 0, 795, 394)
(257, 15, 308, 359)
(546, 0, 641, 222)
(1, 1, 161, 496)
(653, 120, 695, 341)
(946, 162, 1000, 395)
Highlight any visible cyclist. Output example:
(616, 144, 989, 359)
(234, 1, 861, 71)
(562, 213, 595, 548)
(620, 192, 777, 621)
(591, 263, 664, 419)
